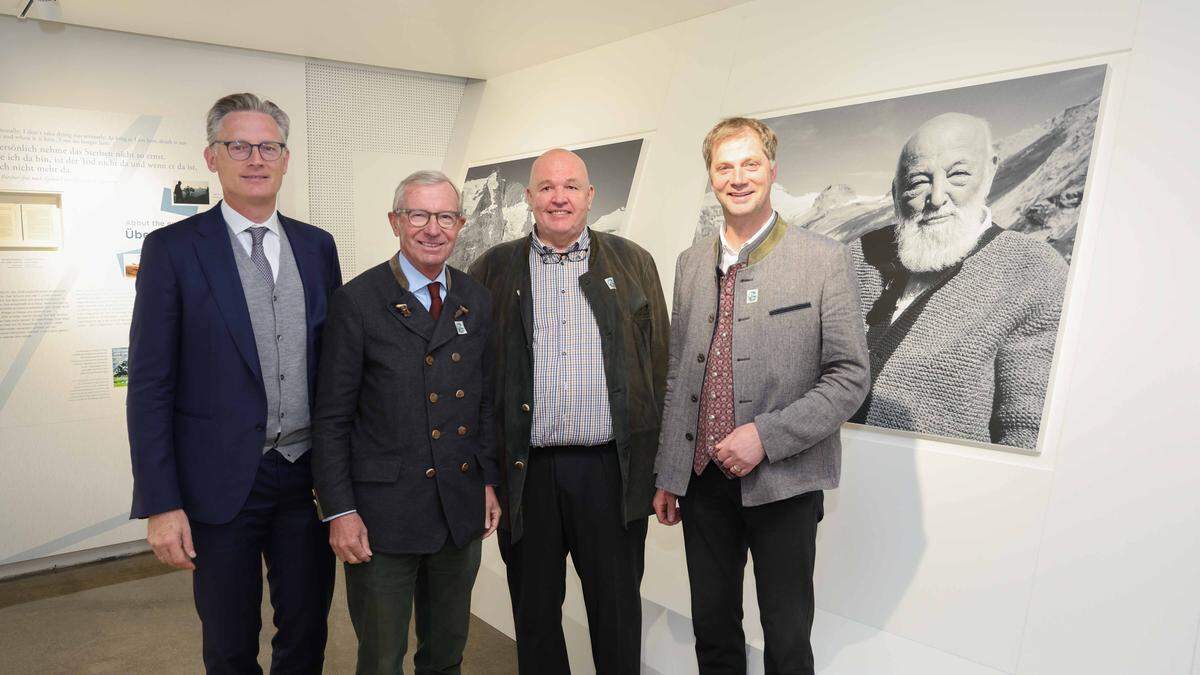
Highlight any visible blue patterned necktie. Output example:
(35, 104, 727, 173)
(248, 227, 274, 286)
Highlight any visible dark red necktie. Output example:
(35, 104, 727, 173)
(694, 263, 742, 478)
(428, 281, 443, 320)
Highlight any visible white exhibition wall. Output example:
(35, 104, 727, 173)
(0, 17, 312, 569)
(0, 2, 1196, 673)
(449, 0, 1200, 673)
(0, 17, 465, 571)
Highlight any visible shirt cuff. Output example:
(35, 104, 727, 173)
(322, 509, 356, 523)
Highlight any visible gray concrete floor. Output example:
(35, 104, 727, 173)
(0, 553, 517, 674)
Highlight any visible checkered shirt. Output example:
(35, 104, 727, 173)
(528, 229, 614, 447)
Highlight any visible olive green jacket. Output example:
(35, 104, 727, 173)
(468, 229, 669, 542)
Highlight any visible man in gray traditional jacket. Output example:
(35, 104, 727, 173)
(850, 112, 1068, 450)
(652, 117, 870, 675)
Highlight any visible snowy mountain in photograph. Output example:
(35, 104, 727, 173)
(452, 169, 629, 268)
(693, 95, 1101, 264)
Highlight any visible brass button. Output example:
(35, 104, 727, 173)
(431, 429, 441, 439)
(514, 460, 525, 470)
(460, 462, 470, 473)
(457, 425, 468, 436)
(429, 392, 439, 403)
(451, 352, 462, 362)
(521, 403, 530, 412)
(697, 354, 705, 363)
(425, 468, 436, 478)
(455, 389, 465, 399)
(685, 432, 694, 441)
(424, 354, 434, 366)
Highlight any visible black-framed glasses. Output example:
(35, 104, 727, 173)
(211, 140, 287, 161)
(394, 209, 463, 230)
(538, 246, 588, 265)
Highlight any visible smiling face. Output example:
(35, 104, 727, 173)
(203, 111, 288, 215)
(708, 131, 777, 227)
(388, 181, 462, 280)
(892, 113, 999, 271)
(526, 149, 594, 250)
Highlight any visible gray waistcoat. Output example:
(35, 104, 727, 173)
(230, 226, 311, 461)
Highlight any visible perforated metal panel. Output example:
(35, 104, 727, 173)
(305, 59, 466, 274)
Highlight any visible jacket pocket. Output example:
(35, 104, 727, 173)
(768, 302, 812, 316)
(350, 457, 402, 482)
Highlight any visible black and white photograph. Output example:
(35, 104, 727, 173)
(450, 138, 643, 267)
(694, 65, 1107, 452)
(170, 179, 210, 205)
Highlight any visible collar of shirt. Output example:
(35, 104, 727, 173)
(973, 206, 994, 239)
(719, 210, 777, 273)
(531, 227, 590, 256)
(221, 200, 281, 238)
(396, 250, 447, 309)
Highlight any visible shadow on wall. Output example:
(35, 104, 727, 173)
(635, 410, 927, 672)
(814, 406, 926, 670)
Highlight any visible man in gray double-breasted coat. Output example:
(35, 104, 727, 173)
(653, 118, 870, 675)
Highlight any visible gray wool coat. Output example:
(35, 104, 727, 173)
(654, 217, 870, 506)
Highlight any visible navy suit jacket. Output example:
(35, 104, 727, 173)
(127, 203, 342, 525)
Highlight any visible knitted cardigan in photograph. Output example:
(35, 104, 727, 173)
(850, 225, 1069, 450)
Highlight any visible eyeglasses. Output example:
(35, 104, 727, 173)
(394, 209, 463, 230)
(538, 246, 588, 265)
(211, 140, 287, 161)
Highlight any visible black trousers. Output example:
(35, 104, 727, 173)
(498, 444, 647, 674)
(680, 465, 823, 675)
(189, 450, 336, 674)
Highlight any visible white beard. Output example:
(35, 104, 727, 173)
(895, 209, 988, 273)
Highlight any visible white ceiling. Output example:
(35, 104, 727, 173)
(2, 0, 754, 79)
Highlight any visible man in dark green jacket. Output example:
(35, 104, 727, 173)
(469, 148, 668, 674)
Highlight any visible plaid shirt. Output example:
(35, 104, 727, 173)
(528, 228, 613, 446)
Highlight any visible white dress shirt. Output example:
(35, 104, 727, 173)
(719, 210, 777, 273)
(222, 200, 281, 282)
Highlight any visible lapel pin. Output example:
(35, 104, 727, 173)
(604, 276, 617, 290)
(396, 303, 412, 317)
(454, 305, 469, 319)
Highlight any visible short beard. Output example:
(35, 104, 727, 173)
(895, 209, 987, 273)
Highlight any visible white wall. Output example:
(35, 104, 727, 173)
(0, 17, 313, 567)
(0, 17, 464, 571)
(452, 0, 1200, 672)
(0, 17, 311, 218)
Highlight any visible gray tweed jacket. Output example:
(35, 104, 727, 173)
(654, 217, 870, 506)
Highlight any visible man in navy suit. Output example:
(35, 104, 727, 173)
(127, 93, 341, 673)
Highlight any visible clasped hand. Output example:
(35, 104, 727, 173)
(329, 485, 502, 564)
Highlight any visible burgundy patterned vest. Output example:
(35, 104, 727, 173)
(694, 262, 743, 477)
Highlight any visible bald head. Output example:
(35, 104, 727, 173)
(892, 113, 1000, 272)
(529, 148, 590, 186)
(526, 148, 595, 250)
(898, 113, 994, 177)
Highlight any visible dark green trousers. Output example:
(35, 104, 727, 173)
(344, 538, 483, 675)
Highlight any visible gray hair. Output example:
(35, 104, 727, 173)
(392, 170, 462, 212)
(205, 93, 290, 144)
